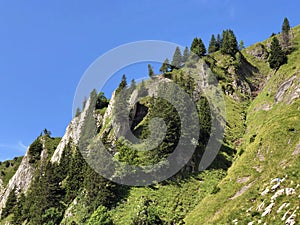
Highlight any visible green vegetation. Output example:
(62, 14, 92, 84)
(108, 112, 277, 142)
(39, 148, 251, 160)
(268, 36, 287, 70)
(0, 157, 23, 186)
(190, 37, 206, 57)
(1, 20, 300, 225)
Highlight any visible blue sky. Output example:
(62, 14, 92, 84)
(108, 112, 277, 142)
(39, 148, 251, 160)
(0, 0, 299, 161)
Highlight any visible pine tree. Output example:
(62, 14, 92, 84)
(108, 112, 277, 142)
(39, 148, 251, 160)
(190, 37, 206, 57)
(159, 58, 170, 74)
(208, 34, 218, 53)
(182, 47, 189, 62)
(148, 64, 155, 78)
(171, 47, 182, 69)
(221, 29, 238, 56)
(268, 36, 287, 70)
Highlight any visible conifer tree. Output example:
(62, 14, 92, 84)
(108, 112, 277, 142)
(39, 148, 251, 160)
(216, 34, 222, 49)
(208, 34, 218, 53)
(171, 46, 182, 69)
(182, 47, 189, 62)
(159, 58, 170, 73)
(268, 36, 287, 70)
(190, 37, 206, 57)
(221, 29, 238, 56)
(148, 64, 155, 78)
(116, 74, 127, 94)
(281, 17, 291, 49)
(239, 40, 245, 50)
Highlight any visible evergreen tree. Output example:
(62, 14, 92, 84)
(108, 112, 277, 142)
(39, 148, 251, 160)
(216, 34, 222, 49)
(159, 58, 170, 74)
(282, 17, 290, 35)
(190, 37, 206, 57)
(268, 36, 287, 70)
(182, 47, 189, 62)
(221, 29, 238, 56)
(239, 40, 245, 50)
(116, 74, 127, 94)
(2, 188, 17, 218)
(171, 46, 182, 69)
(208, 34, 218, 53)
(148, 64, 155, 78)
(130, 79, 136, 90)
(281, 17, 291, 49)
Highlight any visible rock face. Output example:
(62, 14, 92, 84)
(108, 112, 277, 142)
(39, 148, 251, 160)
(51, 97, 91, 163)
(246, 43, 269, 60)
(0, 151, 35, 214)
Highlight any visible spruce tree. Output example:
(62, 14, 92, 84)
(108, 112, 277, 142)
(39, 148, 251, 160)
(208, 34, 218, 53)
(268, 36, 287, 70)
(281, 17, 291, 49)
(190, 37, 206, 57)
(171, 46, 182, 69)
(148, 64, 155, 78)
(282, 17, 290, 35)
(216, 33, 222, 49)
(159, 58, 170, 74)
(116, 74, 127, 94)
(221, 29, 238, 56)
(182, 47, 190, 62)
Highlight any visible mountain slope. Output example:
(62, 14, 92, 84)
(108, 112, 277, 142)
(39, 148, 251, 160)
(185, 25, 300, 225)
(0, 24, 299, 225)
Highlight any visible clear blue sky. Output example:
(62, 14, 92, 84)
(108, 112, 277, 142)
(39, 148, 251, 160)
(0, 0, 299, 161)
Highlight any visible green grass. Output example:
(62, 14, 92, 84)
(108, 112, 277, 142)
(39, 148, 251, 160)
(184, 25, 300, 225)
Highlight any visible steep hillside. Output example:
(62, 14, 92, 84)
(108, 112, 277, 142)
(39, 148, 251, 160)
(185, 25, 300, 225)
(0, 23, 299, 225)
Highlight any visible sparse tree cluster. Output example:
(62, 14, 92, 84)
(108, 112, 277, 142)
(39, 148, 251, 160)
(190, 37, 206, 57)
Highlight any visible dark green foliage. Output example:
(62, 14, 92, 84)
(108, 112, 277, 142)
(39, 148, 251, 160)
(208, 34, 218, 53)
(28, 138, 43, 163)
(281, 17, 291, 50)
(11, 193, 26, 225)
(216, 34, 222, 49)
(268, 37, 287, 70)
(65, 145, 85, 202)
(282, 17, 290, 35)
(116, 74, 127, 95)
(87, 205, 113, 225)
(171, 46, 183, 69)
(45, 136, 62, 158)
(182, 47, 190, 63)
(148, 64, 155, 78)
(190, 37, 206, 57)
(83, 165, 119, 212)
(2, 188, 17, 218)
(96, 92, 109, 110)
(159, 58, 170, 74)
(221, 29, 238, 56)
